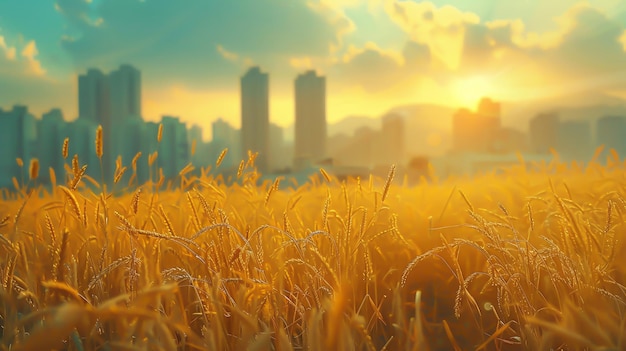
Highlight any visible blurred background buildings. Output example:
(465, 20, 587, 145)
(1, 64, 625, 190)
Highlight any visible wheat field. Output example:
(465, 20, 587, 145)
(0, 139, 625, 350)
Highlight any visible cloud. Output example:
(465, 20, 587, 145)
(3, 0, 626, 128)
(216, 45, 240, 62)
(289, 56, 314, 70)
(0, 36, 17, 60)
(0, 36, 47, 77)
(359, 1, 626, 102)
(305, 0, 357, 53)
(20, 40, 46, 76)
(330, 42, 406, 92)
(384, 1, 480, 70)
(0, 32, 72, 117)
(55, 0, 352, 88)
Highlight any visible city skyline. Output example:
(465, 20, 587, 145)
(1, 1, 626, 138)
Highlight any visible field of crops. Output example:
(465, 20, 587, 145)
(0, 144, 625, 350)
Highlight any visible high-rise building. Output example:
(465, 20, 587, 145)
(476, 97, 500, 119)
(212, 118, 241, 169)
(294, 70, 326, 170)
(109, 64, 141, 125)
(0, 106, 37, 188)
(158, 116, 188, 179)
(78, 68, 109, 124)
(269, 123, 291, 171)
(37, 109, 67, 184)
(529, 112, 559, 154)
(139, 122, 160, 184)
(596, 115, 626, 159)
(452, 97, 501, 153)
(78, 68, 111, 179)
(240, 66, 270, 173)
(117, 117, 145, 186)
(66, 118, 99, 181)
(77, 65, 142, 183)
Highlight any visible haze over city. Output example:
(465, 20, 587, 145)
(2, 0, 626, 135)
(2, 0, 626, 189)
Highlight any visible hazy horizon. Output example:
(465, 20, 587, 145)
(2, 0, 626, 137)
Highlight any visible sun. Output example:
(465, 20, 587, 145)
(452, 76, 496, 108)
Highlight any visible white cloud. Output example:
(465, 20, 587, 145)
(0, 36, 16, 61)
(216, 44, 240, 62)
(21, 40, 46, 76)
(0, 35, 47, 77)
(383, 1, 480, 70)
(289, 56, 314, 70)
(306, 0, 357, 54)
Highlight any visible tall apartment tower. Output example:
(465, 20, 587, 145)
(77, 64, 142, 182)
(212, 118, 241, 169)
(452, 97, 501, 153)
(109, 64, 141, 125)
(0, 106, 37, 188)
(78, 68, 109, 125)
(294, 70, 326, 170)
(240, 66, 270, 173)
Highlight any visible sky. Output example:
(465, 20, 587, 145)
(1, 0, 626, 138)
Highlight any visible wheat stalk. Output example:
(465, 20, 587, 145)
(29, 158, 39, 180)
(95, 125, 103, 159)
(216, 148, 228, 167)
(62, 138, 69, 159)
(381, 164, 396, 202)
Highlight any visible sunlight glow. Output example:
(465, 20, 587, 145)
(452, 76, 496, 108)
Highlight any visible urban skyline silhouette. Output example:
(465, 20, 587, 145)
(2, 63, 626, 190)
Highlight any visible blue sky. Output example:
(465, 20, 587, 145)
(1, 0, 625, 134)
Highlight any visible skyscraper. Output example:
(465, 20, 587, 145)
(78, 68, 109, 124)
(80, 64, 141, 182)
(269, 123, 290, 171)
(240, 66, 269, 173)
(452, 97, 501, 153)
(109, 64, 142, 126)
(212, 118, 241, 169)
(159, 116, 188, 179)
(66, 118, 99, 180)
(0, 106, 37, 188)
(37, 109, 66, 184)
(294, 70, 326, 170)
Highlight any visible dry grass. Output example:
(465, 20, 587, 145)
(0, 145, 625, 350)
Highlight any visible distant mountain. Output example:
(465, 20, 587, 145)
(314, 92, 626, 158)
(327, 115, 381, 137)
(324, 105, 458, 158)
(384, 104, 457, 157)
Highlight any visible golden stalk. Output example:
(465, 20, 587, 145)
(29, 158, 39, 180)
(216, 148, 228, 167)
(95, 125, 103, 159)
(62, 137, 69, 159)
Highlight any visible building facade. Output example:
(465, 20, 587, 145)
(240, 66, 270, 173)
(294, 70, 326, 170)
